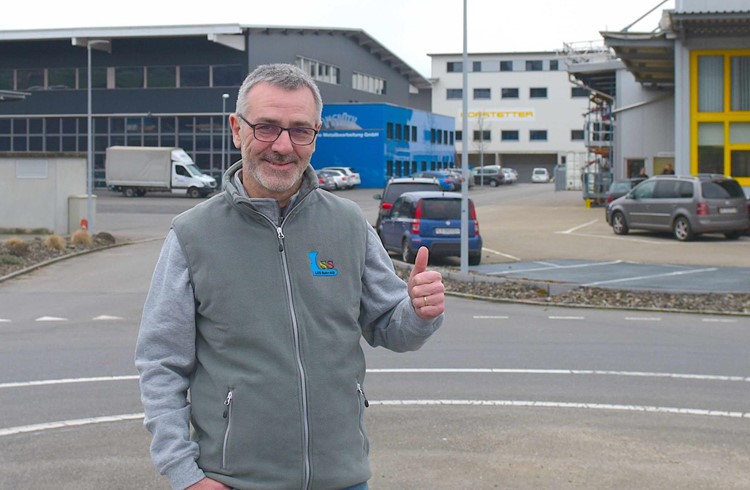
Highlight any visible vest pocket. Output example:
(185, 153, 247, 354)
(221, 388, 234, 469)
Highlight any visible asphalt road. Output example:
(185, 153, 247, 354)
(1, 185, 749, 489)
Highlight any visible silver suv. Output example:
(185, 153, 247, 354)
(606, 174, 749, 241)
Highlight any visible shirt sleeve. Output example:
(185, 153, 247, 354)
(359, 224, 443, 352)
(134, 230, 206, 490)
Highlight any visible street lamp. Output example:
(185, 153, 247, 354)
(73, 37, 110, 234)
(221, 93, 230, 187)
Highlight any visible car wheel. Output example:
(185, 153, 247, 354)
(673, 216, 694, 241)
(724, 230, 743, 240)
(123, 187, 136, 198)
(401, 239, 416, 264)
(489, 179, 499, 187)
(469, 253, 481, 266)
(611, 211, 629, 235)
(187, 187, 201, 198)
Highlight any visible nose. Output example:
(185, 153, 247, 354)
(271, 128, 295, 152)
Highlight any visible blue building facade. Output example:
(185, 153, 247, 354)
(313, 104, 456, 188)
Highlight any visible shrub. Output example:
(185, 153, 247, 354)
(44, 234, 66, 251)
(93, 232, 116, 245)
(4, 237, 29, 256)
(71, 229, 93, 247)
(0, 254, 24, 266)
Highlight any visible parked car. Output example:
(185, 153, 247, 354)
(380, 191, 482, 265)
(315, 170, 338, 191)
(531, 167, 550, 183)
(316, 168, 349, 189)
(605, 177, 648, 203)
(412, 170, 459, 191)
(372, 176, 443, 236)
(319, 166, 361, 188)
(472, 165, 505, 187)
(501, 167, 518, 184)
(445, 168, 474, 189)
(606, 174, 749, 241)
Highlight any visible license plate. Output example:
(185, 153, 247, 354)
(435, 228, 460, 235)
(719, 207, 737, 214)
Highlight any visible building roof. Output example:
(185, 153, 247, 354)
(0, 24, 431, 89)
(600, 30, 674, 89)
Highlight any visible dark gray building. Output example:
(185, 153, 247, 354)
(0, 24, 432, 185)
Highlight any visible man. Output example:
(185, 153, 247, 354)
(135, 63, 445, 490)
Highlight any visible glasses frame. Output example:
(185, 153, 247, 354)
(237, 114, 318, 146)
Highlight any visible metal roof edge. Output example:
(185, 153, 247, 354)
(0, 24, 244, 40)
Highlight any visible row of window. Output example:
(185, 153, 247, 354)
(0, 115, 240, 185)
(0, 65, 244, 91)
(385, 122, 455, 145)
(447, 59, 560, 73)
(447, 86, 589, 100)
(455, 129, 585, 142)
(386, 160, 454, 178)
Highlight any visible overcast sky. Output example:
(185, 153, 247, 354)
(3, 0, 674, 76)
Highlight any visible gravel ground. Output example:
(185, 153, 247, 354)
(2, 237, 748, 316)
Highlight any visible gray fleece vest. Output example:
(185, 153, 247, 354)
(172, 182, 371, 490)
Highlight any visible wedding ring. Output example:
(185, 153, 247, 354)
(423, 296, 429, 307)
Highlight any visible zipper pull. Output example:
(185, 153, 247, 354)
(223, 390, 233, 418)
(357, 383, 369, 408)
(276, 226, 284, 252)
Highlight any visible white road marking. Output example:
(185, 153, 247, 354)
(548, 316, 585, 320)
(557, 219, 599, 234)
(625, 317, 662, 321)
(93, 315, 124, 320)
(35, 316, 67, 322)
(0, 318, 10, 322)
(0, 375, 139, 389)
(366, 369, 750, 382)
(373, 400, 750, 419)
(583, 267, 718, 286)
(702, 318, 739, 323)
(0, 413, 144, 437)
(473, 315, 510, 319)
(482, 247, 520, 261)
(561, 231, 669, 245)
(487, 260, 623, 276)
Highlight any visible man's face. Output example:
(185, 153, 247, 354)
(230, 82, 320, 203)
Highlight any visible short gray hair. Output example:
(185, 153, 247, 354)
(235, 63, 323, 123)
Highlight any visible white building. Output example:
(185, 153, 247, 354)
(429, 51, 590, 183)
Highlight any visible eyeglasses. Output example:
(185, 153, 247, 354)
(238, 114, 318, 146)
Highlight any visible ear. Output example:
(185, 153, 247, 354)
(229, 114, 242, 149)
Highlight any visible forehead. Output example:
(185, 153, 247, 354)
(245, 83, 317, 124)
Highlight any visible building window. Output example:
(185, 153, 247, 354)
(730, 56, 750, 111)
(501, 88, 519, 99)
(571, 129, 585, 140)
(500, 61, 513, 72)
(296, 57, 340, 85)
(473, 88, 491, 99)
(525, 60, 543, 71)
(446, 88, 463, 99)
(549, 60, 559, 71)
(455, 130, 463, 142)
(213, 65, 243, 87)
(353, 71, 386, 94)
(698, 56, 724, 112)
(447, 61, 463, 72)
(0, 69, 13, 90)
(412, 126, 418, 142)
(529, 87, 547, 98)
(115, 66, 144, 88)
(571, 87, 589, 98)
(180, 65, 210, 87)
(80, 67, 107, 89)
(16, 68, 44, 90)
(387, 122, 394, 140)
(501, 130, 519, 141)
(473, 60, 499, 72)
(146, 66, 176, 88)
(529, 130, 547, 141)
(473, 130, 491, 142)
(48, 68, 76, 90)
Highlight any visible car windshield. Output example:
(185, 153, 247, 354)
(702, 180, 744, 199)
(383, 183, 440, 202)
(421, 198, 462, 220)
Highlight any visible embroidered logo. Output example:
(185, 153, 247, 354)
(308, 251, 338, 276)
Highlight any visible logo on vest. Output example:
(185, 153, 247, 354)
(308, 251, 338, 276)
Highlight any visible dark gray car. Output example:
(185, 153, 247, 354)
(606, 174, 749, 241)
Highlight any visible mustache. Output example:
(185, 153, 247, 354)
(264, 153, 298, 164)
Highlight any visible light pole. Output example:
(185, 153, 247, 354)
(221, 93, 230, 187)
(73, 37, 110, 234)
(460, 0, 469, 275)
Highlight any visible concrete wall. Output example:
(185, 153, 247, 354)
(0, 153, 86, 234)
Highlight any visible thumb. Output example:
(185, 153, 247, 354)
(409, 247, 429, 281)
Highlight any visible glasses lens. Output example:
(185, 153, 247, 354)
(289, 128, 316, 145)
(253, 124, 282, 142)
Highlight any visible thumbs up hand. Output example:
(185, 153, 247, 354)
(408, 247, 445, 320)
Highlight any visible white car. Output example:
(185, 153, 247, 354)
(316, 169, 349, 189)
(531, 167, 550, 183)
(320, 166, 361, 188)
(501, 167, 518, 184)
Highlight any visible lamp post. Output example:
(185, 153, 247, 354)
(74, 38, 110, 234)
(460, 0, 469, 275)
(221, 93, 230, 187)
